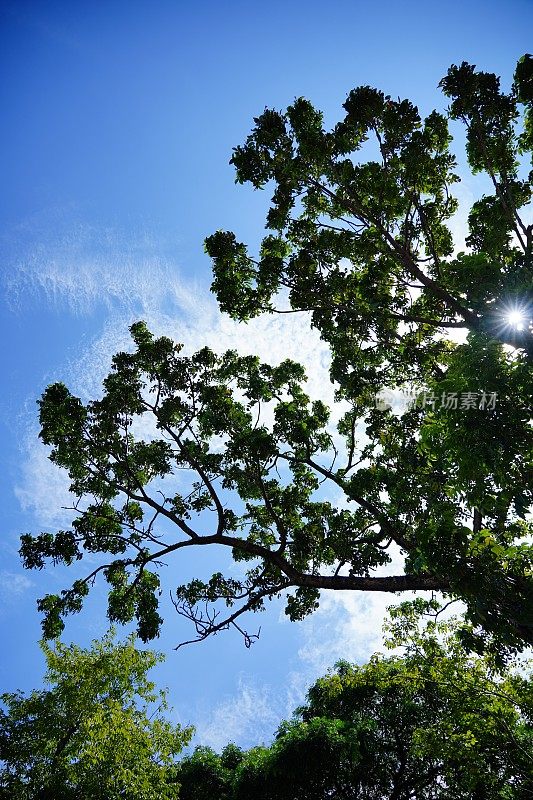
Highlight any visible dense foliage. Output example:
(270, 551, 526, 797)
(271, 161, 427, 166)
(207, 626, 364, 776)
(0, 632, 192, 799)
(177, 611, 533, 799)
(20, 57, 532, 653)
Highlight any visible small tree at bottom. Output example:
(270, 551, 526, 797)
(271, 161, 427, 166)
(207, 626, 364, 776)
(0, 630, 193, 800)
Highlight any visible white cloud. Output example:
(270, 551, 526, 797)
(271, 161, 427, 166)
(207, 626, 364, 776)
(295, 591, 395, 674)
(3, 215, 195, 317)
(0, 570, 33, 599)
(192, 675, 283, 750)
(68, 291, 333, 405)
(190, 584, 431, 750)
(15, 437, 73, 528)
(290, 538, 446, 677)
(3, 215, 333, 404)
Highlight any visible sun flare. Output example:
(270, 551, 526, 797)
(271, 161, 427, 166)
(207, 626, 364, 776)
(506, 309, 525, 329)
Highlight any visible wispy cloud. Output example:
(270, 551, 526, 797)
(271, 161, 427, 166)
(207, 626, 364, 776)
(0, 570, 33, 599)
(14, 437, 73, 528)
(68, 290, 333, 404)
(191, 675, 284, 750)
(3, 214, 195, 317)
(295, 591, 399, 674)
(14, 306, 334, 524)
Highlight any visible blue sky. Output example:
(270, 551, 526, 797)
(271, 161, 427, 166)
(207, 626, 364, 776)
(1, 0, 532, 749)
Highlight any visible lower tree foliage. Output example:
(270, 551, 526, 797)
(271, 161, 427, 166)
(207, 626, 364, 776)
(2, 614, 530, 798)
(0, 632, 192, 800)
(177, 610, 533, 799)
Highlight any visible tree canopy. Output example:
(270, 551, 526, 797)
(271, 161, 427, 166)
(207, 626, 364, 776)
(0, 632, 192, 799)
(177, 610, 533, 799)
(20, 56, 533, 654)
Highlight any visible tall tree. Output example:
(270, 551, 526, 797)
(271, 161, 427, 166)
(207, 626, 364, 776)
(20, 57, 532, 653)
(177, 610, 533, 799)
(0, 632, 192, 799)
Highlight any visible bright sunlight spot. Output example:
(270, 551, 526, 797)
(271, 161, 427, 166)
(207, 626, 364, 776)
(505, 308, 526, 330)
